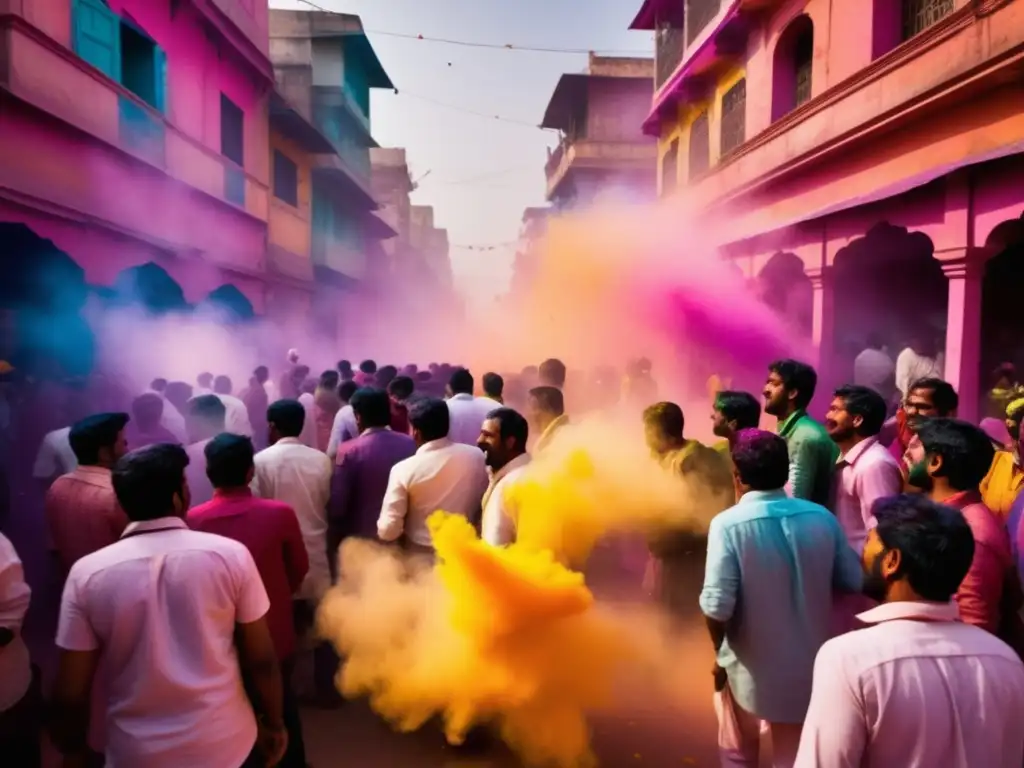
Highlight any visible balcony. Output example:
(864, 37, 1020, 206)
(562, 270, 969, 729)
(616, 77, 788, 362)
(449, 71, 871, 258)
(118, 95, 165, 166)
(655, 24, 685, 90)
(544, 139, 658, 200)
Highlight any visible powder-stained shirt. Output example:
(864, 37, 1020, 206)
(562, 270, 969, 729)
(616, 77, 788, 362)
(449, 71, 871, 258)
(700, 489, 862, 724)
(0, 531, 31, 713)
(45, 466, 128, 580)
(981, 450, 1024, 521)
(830, 436, 902, 554)
(777, 410, 839, 507)
(32, 426, 77, 480)
(796, 601, 1024, 768)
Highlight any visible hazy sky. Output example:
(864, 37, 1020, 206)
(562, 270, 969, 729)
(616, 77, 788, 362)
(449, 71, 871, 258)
(270, 0, 652, 308)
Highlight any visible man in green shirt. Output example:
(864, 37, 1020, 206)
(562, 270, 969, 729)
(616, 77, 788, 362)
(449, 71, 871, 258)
(763, 359, 838, 506)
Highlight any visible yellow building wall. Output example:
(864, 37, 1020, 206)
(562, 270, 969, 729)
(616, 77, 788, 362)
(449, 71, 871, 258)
(268, 130, 313, 258)
(657, 66, 747, 197)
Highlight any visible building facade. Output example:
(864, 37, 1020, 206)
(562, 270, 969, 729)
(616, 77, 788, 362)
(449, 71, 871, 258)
(508, 206, 551, 304)
(634, 0, 1024, 420)
(542, 54, 658, 209)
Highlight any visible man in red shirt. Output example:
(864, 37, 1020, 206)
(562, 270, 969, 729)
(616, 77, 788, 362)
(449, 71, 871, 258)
(188, 434, 309, 768)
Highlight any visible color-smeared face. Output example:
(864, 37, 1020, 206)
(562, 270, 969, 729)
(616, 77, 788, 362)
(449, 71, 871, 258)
(762, 372, 790, 417)
(824, 396, 858, 442)
(904, 387, 938, 418)
(711, 407, 731, 438)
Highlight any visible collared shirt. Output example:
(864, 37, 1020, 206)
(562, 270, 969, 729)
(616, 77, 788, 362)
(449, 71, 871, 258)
(185, 439, 214, 506)
(481, 453, 530, 547)
(777, 410, 839, 507)
(157, 396, 187, 443)
(297, 393, 318, 449)
(831, 436, 902, 553)
(0, 532, 31, 712)
(534, 414, 570, 455)
(446, 393, 497, 446)
(378, 438, 489, 548)
(795, 600, 1024, 768)
(251, 437, 332, 601)
(699, 489, 862, 723)
(330, 428, 416, 542)
(981, 449, 1024, 521)
(853, 347, 894, 391)
(188, 489, 308, 659)
(943, 490, 1013, 634)
(216, 393, 253, 437)
(32, 426, 76, 480)
(326, 404, 358, 459)
(45, 466, 128, 580)
(57, 517, 270, 768)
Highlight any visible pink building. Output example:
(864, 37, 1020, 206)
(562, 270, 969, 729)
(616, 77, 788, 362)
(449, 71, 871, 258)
(633, 0, 1024, 421)
(0, 0, 278, 370)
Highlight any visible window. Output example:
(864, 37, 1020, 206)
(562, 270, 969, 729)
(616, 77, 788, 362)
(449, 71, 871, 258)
(688, 112, 710, 180)
(794, 28, 813, 108)
(902, 0, 954, 40)
(221, 94, 245, 205)
(686, 0, 722, 46)
(661, 139, 679, 196)
(273, 150, 299, 207)
(771, 15, 814, 122)
(719, 78, 746, 156)
(655, 22, 684, 90)
(72, 0, 121, 82)
(120, 19, 165, 110)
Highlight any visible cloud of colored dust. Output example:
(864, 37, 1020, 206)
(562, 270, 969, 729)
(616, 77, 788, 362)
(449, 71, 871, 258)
(318, 415, 733, 767)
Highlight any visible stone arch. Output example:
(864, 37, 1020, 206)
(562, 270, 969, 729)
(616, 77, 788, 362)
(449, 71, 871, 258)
(771, 14, 814, 121)
(112, 262, 188, 314)
(201, 284, 256, 322)
(757, 251, 813, 337)
(980, 212, 1024, 412)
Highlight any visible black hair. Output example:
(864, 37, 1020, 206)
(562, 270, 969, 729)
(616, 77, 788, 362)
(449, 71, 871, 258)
(319, 370, 340, 389)
(415, 371, 432, 383)
(387, 376, 415, 401)
(197, 372, 213, 387)
(188, 395, 226, 428)
(909, 378, 959, 415)
(213, 375, 232, 395)
(150, 378, 168, 392)
(872, 494, 976, 602)
(131, 393, 164, 429)
(337, 360, 352, 374)
(482, 372, 504, 398)
(485, 407, 529, 450)
(112, 443, 190, 522)
(714, 390, 761, 430)
(69, 412, 130, 465)
(338, 379, 359, 402)
(528, 386, 564, 416)
(376, 365, 398, 387)
(266, 399, 305, 438)
(732, 428, 789, 491)
(768, 359, 818, 410)
(539, 358, 567, 388)
(833, 385, 887, 436)
(359, 359, 377, 374)
(915, 417, 995, 491)
(642, 401, 684, 440)
(448, 367, 474, 395)
(350, 387, 392, 429)
(866, 331, 885, 350)
(408, 397, 450, 442)
(254, 365, 269, 380)
(204, 433, 254, 488)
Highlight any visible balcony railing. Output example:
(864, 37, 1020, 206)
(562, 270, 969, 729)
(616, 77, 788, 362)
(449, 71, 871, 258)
(903, 0, 955, 41)
(118, 95, 166, 166)
(224, 166, 245, 206)
(686, 0, 722, 46)
(655, 24, 685, 90)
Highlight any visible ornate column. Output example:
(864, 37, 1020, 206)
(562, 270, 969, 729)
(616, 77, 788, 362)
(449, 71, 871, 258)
(807, 266, 835, 371)
(936, 247, 991, 423)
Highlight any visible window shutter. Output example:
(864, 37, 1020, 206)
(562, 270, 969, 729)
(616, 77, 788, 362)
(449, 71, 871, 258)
(72, 0, 121, 82)
(154, 46, 168, 114)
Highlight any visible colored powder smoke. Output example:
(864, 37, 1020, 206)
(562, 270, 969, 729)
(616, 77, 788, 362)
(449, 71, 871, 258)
(318, 417, 733, 767)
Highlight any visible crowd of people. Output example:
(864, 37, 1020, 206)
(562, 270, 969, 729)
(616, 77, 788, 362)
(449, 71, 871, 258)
(2, 347, 1024, 767)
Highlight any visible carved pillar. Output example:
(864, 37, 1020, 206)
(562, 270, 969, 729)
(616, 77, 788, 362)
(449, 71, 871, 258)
(807, 266, 835, 369)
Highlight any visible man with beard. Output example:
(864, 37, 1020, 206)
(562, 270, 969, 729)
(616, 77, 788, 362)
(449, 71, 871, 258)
(904, 418, 1014, 637)
(710, 390, 761, 462)
(763, 359, 837, 506)
(825, 386, 902, 554)
(796, 495, 1024, 767)
(477, 408, 530, 547)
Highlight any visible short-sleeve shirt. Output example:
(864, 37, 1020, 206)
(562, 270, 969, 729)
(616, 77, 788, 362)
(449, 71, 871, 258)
(32, 426, 77, 480)
(57, 517, 270, 768)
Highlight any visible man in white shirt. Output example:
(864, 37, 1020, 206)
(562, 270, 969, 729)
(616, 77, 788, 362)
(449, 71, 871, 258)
(378, 397, 489, 552)
(0, 531, 37, 764)
(796, 494, 1024, 768)
(895, 334, 944, 398)
(149, 378, 187, 442)
(50, 443, 287, 768)
(326, 381, 360, 459)
(477, 407, 530, 546)
(213, 375, 253, 437)
(252, 400, 333, 604)
(33, 425, 77, 486)
(184, 395, 226, 506)
(446, 368, 497, 446)
(852, 333, 895, 398)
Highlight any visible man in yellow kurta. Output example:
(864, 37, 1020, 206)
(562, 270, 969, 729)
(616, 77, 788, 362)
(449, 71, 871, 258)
(981, 398, 1024, 520)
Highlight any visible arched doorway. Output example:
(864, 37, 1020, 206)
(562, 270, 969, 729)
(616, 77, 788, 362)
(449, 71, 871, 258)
(757, 251, 813, 338)
(980, 212, 1024, 416)
(201, 284, 256, 323)
(112, 262, 189, 314)
(771, 15, 814, 121)
(832, 222, 946, 386)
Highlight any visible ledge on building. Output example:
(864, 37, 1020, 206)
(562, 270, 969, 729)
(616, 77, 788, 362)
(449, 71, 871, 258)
(266, 242, 315, 284)
(312, 263, 361, 291)
(365, 211, 398, 241)
(269, 91, 336, 155)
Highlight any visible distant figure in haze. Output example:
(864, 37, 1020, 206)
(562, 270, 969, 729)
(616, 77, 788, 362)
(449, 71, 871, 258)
(853, 332, 895, 400)
(521, 365, 539, 390)
(624, 357, 658, 409)
(477, 407, 529, 547)
(336, 360, 353, 383)
(279, 350, 301, 401)
(195, 372, 214, 397)
(700, 429, 862, 767)
(327, 380, 360, 459)
(895, 332, 944, 399)
(355, 360, 377, 387)
(164, 381, 193, 418)
(147, 380, 188, 443)
(213, 375, 253, 437)
(763, 359, 838, 506)
(710, 390, 761, 460)
(482, 372, 504, 404)
(313, 371, 341, 452)
(184, 395, 226, 506)
(241, 366, 270, 450)
(126, 393, 179, 449)
(377, 398, 488, 555)
(538, 358, 566, 390)
(375, 365, 398, 389)
(526, 386, 568, 455)
(446, 368, 495, 446)
(149, 378, 167, 396)
(387, 376, 414, 435)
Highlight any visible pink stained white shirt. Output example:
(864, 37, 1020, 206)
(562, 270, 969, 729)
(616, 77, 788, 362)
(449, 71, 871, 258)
(795, 600, 1024, 768)
(57, 517, 270, 768)
(831, 436, 903, 554)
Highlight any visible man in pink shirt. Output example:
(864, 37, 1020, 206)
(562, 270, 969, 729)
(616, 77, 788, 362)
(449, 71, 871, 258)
(796, 494, 1024, 767)
(907, 418, 1013, 634)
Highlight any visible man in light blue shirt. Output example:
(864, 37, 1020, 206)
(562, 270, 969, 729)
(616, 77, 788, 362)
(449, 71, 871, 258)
(700, 428, 862, 767)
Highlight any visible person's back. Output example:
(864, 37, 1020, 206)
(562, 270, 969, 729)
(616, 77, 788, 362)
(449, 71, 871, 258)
(445, 368, 493, 445)
(333, 428, 415, 540)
